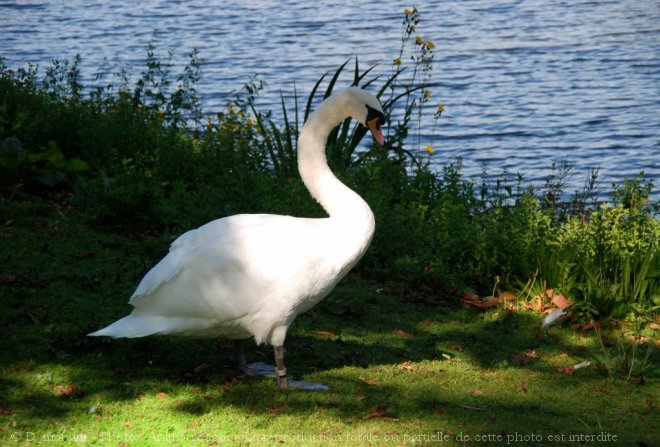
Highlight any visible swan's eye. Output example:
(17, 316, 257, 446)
(365, 104, 385, 128)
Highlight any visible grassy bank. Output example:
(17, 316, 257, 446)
(1, 195, 658, 446)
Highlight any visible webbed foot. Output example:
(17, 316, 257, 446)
(243, 362, 277, 377)
(232, 342, 329, 391)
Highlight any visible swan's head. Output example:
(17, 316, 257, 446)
(341, 87, 386, 146)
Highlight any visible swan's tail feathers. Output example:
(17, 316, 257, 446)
(88, 315, 225, 338)
(88, 315, 165, 339)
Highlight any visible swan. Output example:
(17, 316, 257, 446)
(89, 87, 386, 390)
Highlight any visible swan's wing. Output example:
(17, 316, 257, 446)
(169, 214, 275, 252)
(131, 214, 278, 300)
(127, 214, 328, 320)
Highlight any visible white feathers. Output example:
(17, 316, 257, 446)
(89, 88, 382, 348)
(541, 308, 566, 329)
(573, 361, 591, 370)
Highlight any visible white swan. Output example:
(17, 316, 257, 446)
(89, 87, 386, 390)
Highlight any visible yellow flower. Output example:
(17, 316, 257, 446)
(426, 40, 436, 50)
(437, 103, 445, 113)
(426, 144, 435, 154)
(424, 90, 431, 98)
(416, 36, 424, 45)
(393, 57, 402, 66)
(404, 8, 413, 15)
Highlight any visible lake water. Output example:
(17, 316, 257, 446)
(1, 0, 658, 200)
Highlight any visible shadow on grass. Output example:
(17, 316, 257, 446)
(0, 285, 610, 417)
(2, 276, 658, 446)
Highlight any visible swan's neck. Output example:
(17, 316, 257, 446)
(297, 100, 374, 230)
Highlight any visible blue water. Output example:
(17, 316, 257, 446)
(1, 0, 658, 199)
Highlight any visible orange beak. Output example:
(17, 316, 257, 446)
(367, 118, 385, 146)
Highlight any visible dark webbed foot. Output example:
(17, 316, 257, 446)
(232, 341, 329, 391)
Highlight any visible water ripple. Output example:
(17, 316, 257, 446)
(0, 0, 657, 199)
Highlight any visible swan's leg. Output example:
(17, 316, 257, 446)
(234, 340, 247, 371)
(273, 345, 330, 391)
(274, 345, 289, 388)
(235, 342, 329, 391)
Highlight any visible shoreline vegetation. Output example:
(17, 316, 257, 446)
(1, 9, 658, 446)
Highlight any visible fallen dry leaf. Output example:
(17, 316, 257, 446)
(643, 396, 656, 410)
(529, 294, 548, 313)
(364, 404, 387, 419)
(522, 300, 535, 311)
(400, 360, 416, 373)
(358, 376, 378, 386)
(363, 404, 398, 421)
(462, 295, 500, 310)
(499, 291, 517, 301)
(484, 296, 501, 306)
(309, 330, 336, 338)
(510, 353, 531, 366)
(550, 292, 573, 309)
(556, 366, 575, 376)
(53, 384, 86, 398)
(572, 321, 595, 332)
